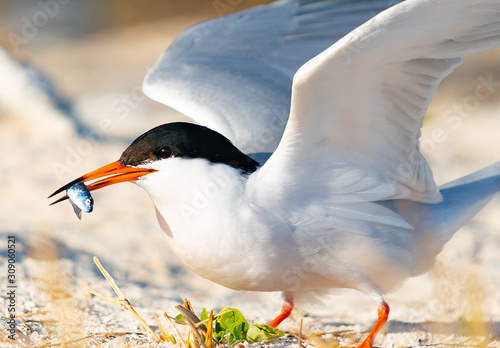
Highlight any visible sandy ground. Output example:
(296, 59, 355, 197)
(1, 3, 500, 348)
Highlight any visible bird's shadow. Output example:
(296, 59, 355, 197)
(0, 231, 188, 292)
(387, 319, 500, 336)
(318, 318, 500, 341)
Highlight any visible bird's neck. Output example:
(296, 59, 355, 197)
(137, 158, 250, 272)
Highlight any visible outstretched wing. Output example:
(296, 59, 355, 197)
(252, 0, 500, 209)
(143, 0, 402, 153)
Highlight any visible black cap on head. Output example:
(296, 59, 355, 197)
(119, 122, 258, 174)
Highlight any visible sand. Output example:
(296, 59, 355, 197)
(0, 3, 500, 347)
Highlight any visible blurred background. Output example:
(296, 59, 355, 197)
(0, 1, 499, 347)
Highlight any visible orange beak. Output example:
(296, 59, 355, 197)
(48, 161, 157, 205)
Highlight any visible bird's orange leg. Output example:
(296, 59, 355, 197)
(268, 293, 294, 327)
(355, 301, 390, 348)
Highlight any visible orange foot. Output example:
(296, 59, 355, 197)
(353, 301, 390, 348)
(269, 295, 389, 348)
(268, 293, 294, 327)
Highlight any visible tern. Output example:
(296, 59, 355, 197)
(50, 0, 500, 346)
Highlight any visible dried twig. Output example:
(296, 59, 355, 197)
(298, 318, 303, 348)
(16, 311, 50, 318)
(153, 313, 176, 343)
(182, 297, 195, 312)
(21, 318, 34, 332)
(81, 256, 161, 343)
(45, 325, 52, 340)
(176, 305, 207, 348)
(205, 309, 214, 348)
(164, 312, 188, 348)
(176, 304, 207, 332)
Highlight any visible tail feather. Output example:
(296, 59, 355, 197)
(439, 161, 500, 190)
(392, 162, 500, 274)
(434, 161, 500, 238)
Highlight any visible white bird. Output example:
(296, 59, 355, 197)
(50, 0, 500, 346)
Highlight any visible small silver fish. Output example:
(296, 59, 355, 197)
(66, 183, 93, 220)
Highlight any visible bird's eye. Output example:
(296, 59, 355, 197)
(158, 146, 173, 158)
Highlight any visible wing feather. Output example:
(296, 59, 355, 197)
(143, 0, 402, 153)
(252, 0, 500, 209)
